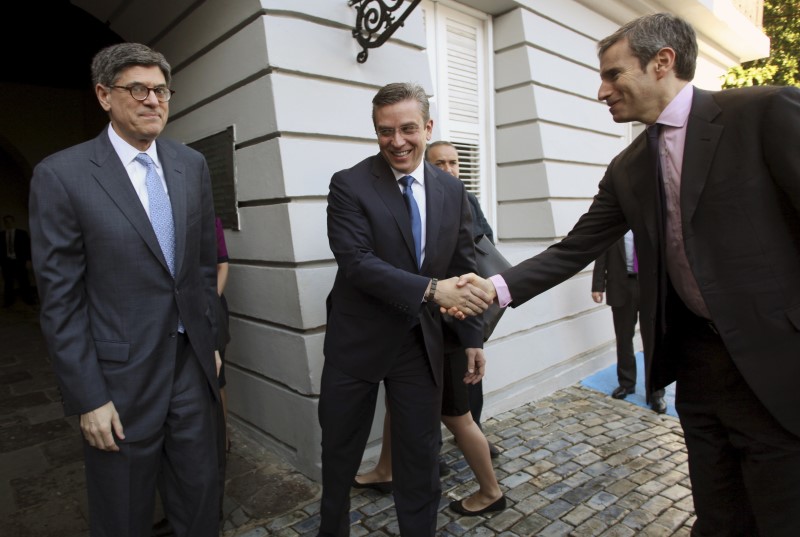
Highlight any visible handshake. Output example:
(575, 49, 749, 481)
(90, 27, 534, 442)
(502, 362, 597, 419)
(433, 274, 498, 320)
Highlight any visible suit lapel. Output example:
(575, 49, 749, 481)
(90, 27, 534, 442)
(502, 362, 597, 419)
(422, 162, 444, 272)
(682, 89, 723, 224)
(627, 136, 659, 249)
(89, 132, 171, 274)
(157, 141, 187, 278)
(371, 156, 418, 269)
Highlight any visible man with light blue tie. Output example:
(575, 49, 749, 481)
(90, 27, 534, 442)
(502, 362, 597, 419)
(591, 231, 666, 413)
(29, 43, 221, 537)
(320, 82, 487, 536)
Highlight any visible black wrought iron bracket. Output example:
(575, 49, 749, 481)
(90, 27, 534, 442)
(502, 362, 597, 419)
(349, 0, 422, 63)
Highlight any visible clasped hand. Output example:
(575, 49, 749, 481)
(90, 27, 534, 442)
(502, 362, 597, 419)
(435, 273, 496, 320)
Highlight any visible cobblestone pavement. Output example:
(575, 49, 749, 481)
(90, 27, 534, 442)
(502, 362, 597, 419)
(2, 303, 695, 537)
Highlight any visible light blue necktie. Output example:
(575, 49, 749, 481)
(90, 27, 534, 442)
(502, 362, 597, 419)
(136, 153, 176, 277)
(399, 175, 422, 268)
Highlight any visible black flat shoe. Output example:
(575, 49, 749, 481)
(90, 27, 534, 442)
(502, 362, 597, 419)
(449, 495, 506, 516)
(352, 478, 392, 494)
(611, 386, 635, 400)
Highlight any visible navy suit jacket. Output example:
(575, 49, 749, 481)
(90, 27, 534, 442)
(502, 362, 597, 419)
(501, 86, 800, 436)
(29, 128, 219, 442)
(324, 154, 483, 387)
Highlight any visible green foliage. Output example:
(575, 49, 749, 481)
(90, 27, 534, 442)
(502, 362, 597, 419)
(722, 0, 800, 88)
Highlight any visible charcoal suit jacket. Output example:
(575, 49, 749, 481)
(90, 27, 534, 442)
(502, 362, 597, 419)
(501, 86, 800, 436)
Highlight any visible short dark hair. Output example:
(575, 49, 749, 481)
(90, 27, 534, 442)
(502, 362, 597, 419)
(425, 140, 456, 161)
(91, 43, 172, 87)
(372, 82, 430, 128)
(597, 13, 697, 81)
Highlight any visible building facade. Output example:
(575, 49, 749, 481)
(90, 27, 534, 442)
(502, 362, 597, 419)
(1, 0, 767, 480)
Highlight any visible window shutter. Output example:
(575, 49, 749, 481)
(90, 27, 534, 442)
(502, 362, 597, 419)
(423, 1, 491, 212)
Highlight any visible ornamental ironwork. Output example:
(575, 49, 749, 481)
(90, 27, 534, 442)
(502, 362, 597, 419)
(349, 0, 422, 63)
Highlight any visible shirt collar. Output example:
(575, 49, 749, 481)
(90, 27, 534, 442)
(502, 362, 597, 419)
(656, 83, 693, 129)
(106, 123, 160, 169)
(390, 161, 426, 187)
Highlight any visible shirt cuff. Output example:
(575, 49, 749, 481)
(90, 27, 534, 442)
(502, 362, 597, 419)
(489, 274, 512, 308)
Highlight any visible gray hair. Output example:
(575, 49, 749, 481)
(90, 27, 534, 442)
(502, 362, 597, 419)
(91, 43, 172, 87)
(372, 82, 430, 127)
(597, 13, 697, 81)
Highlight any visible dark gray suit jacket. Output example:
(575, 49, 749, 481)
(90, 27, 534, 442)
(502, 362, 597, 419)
(591, 238, 632, 308)
(29, 128, 219, 442)
(501, 86, 800, 436)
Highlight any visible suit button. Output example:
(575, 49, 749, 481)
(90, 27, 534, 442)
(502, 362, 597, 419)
(169, 331, 177, 338)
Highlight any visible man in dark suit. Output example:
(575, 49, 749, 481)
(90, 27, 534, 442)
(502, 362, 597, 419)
(29, 43, 221, 537)
(320, 83, 486, 536)
(1, 214, 35, 306)
(451, 13, 800, 536)
(591, 231, 666, 413)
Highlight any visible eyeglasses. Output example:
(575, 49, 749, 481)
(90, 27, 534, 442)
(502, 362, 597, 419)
(108, 84, 175, 102)
(376, 124, 421, 138)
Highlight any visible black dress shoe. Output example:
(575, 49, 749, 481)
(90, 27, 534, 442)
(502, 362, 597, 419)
(651, 396, 668, 414)
(449, 495, 507, 516)
(611, 386, 634, 400)
(488, 442, 500, 459)
(352, 478, 392, 494)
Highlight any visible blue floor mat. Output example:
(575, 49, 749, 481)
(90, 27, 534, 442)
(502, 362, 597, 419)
(580, 351, 677, 418)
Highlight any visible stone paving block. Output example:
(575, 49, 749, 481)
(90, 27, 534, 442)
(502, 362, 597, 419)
(593, 504, 627, 526)
(552, 461, 582, 477)
(584, 434, 614, 448)
(484, 505, 523, 532)
(640, 494, 672, 516)
(620, 508, 657, 530)
(504, 481, 538, 503)
(537, 520, 575, 536)
(659, 484, 691, 501)
(499, 471, 533, 489)
(571, 516, 610, 537)
(562, 503, 596, 526)
(674, 495, 694, 512)
(523, 459, 555, 477)
(615, 491, 648, 511)
(502, 445, 532, 460)
(508, 512, 550, 535)
(635, 479, 668, 496)
(603, 479, 638, 498)
(599, 523, 637, 536)
(538, 480, 572, 500)
(628, 468, 658, 485)
(582, 460, 611, 476)
(539, 498, 574, 520)
(585, 490, 619, 510)
(500, 457, 536, 474)
(605, 465, 634, 480)
(653, 506, 691, 531)
(512, 492, 550, 515)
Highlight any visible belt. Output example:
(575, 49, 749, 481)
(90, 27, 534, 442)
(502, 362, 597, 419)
(627, 273, 638, 278)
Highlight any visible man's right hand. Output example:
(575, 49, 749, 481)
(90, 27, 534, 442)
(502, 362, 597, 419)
(80, 401, 125, 452)
(433, 275, 492, 317)
(439, 273, 497, 319)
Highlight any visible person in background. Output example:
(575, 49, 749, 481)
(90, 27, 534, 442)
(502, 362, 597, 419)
(448, 13, 800, 536)
(427, 141, 500, 456)
(319, 82, 486, 537)
(1, 214, 35, 307)
(29, 43, 221, 537)
(352, 142, 506, 517)
(591, 231, 667, 413)
(215, 216, 231, 450)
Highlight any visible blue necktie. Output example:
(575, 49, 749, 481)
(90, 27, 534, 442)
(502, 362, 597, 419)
(399, 175, 422, 268)
(136, 153, 176, 277)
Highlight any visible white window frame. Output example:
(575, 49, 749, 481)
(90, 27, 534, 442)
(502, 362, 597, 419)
(422, 0, 496, 229)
